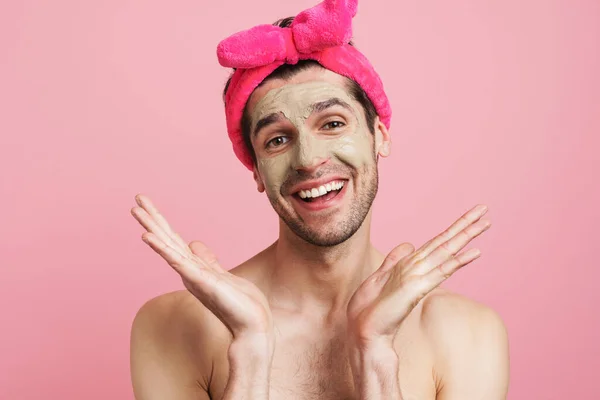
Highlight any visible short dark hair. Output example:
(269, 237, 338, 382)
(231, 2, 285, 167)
(222, 16, 378, 167)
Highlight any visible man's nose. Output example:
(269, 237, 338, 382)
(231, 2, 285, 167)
(291, 133, 330, 173)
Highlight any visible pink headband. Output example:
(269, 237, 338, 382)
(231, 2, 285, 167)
(217, 0, 392, 170)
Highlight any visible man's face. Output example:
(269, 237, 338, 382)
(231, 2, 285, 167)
(246, 67, 390, 247)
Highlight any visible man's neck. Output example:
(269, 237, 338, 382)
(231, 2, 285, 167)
(264, 211, 386, 320)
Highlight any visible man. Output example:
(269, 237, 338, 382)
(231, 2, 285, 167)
(130, 0, 509, 399)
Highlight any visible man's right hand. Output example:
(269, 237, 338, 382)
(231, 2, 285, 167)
(131, 194, 274, 345)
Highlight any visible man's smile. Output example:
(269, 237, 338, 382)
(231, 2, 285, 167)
(290, 178, 349, 212)
(297, 179, 345, 200)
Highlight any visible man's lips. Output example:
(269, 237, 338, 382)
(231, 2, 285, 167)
(288, 176, 348, 195)
(290, 179, 348, 212)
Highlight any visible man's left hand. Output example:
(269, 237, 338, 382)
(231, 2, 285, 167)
(346, 204, 492, 350)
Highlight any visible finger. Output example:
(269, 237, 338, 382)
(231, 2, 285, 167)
(189, 240, 224, 273)
(378, 242, 415, 273)
(372, 248, 482, 330)
(135, 194, 191, 253)
(421, 247, 481, 289)
(413, 204, 488, 261)
(415, 219, 490, 274)
(131, 206, 190, 259)
(142, 232, 213, 283)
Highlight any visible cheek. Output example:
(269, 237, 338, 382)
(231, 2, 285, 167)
(258, 157, 291, 196)
(332, 132, 374, 167)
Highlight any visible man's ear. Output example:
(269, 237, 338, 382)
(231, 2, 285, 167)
(374, 117, 391, 158)
(253, 166, 265, 193)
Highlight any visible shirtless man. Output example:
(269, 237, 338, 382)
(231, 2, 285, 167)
(130, 1, 509, 399)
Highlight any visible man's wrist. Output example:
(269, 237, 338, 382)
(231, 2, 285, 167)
(228, 335, 274, 368)
(222, 336, 275, 400)
(348, 341, 402, 400)
(228, 332, 275, 374)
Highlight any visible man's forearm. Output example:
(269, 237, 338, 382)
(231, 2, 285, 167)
(348, 343, 403, 400)
(222, 337, 274, 400)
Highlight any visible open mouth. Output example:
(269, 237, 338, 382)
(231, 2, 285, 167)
(293, 180, 346, 204)
(296, 188, 342, 203)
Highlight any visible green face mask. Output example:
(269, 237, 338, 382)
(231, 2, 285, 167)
(249, 80, 379, 247)
(251, 81, 374, 196)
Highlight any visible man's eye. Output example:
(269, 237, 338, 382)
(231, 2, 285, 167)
(266, 136, 289, 149)
(322, 121, 345, 130)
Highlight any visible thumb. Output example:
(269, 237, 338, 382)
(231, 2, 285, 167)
(188, 240, 222, 271)
(379, 242, 415, 273)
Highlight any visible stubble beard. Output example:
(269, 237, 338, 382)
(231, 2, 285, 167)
(267, 163, 379, 247)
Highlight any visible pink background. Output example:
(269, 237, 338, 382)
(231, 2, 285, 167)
(1, 0, 598, 398)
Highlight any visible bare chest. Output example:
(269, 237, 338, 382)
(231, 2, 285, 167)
(268, 335, 356, 400)
(208, 332, 436, 400)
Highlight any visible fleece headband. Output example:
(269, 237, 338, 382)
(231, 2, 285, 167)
(217, 0, 391, 170)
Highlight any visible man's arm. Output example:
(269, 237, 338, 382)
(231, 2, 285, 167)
(424, 292, 510, 399)
(130, 195, 275, 399)
(130, 295, 211, 400)
(347, 340, 402, 399)
(130, 293, 274, 400)
(347, 291, 510, 400)
(222, 335, 274, 399)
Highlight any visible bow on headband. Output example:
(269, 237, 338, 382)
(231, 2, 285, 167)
(217, 0, 358, 68)
(216, 0, 391, 170)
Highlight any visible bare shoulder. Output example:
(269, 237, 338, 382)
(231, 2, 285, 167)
(131, 289, 216, 340)
(419, 287, 507, 336)
(418, 288, 510, 398)
(130, 290, 227, 400)
(132, 290, 193, 324)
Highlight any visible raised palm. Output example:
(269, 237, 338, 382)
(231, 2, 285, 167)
(347, 204, 491, 346)
(131, 194, 273, 338)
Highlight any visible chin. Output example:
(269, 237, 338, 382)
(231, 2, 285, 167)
(285, 215, 362, 247)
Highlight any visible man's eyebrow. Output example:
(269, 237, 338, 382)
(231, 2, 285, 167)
(253, 113, 284, 138)
(310, 97, 353, 114)
(252, 98, 352, 138)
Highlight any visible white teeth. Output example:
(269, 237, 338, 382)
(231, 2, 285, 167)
(297, 180, 345, 199)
